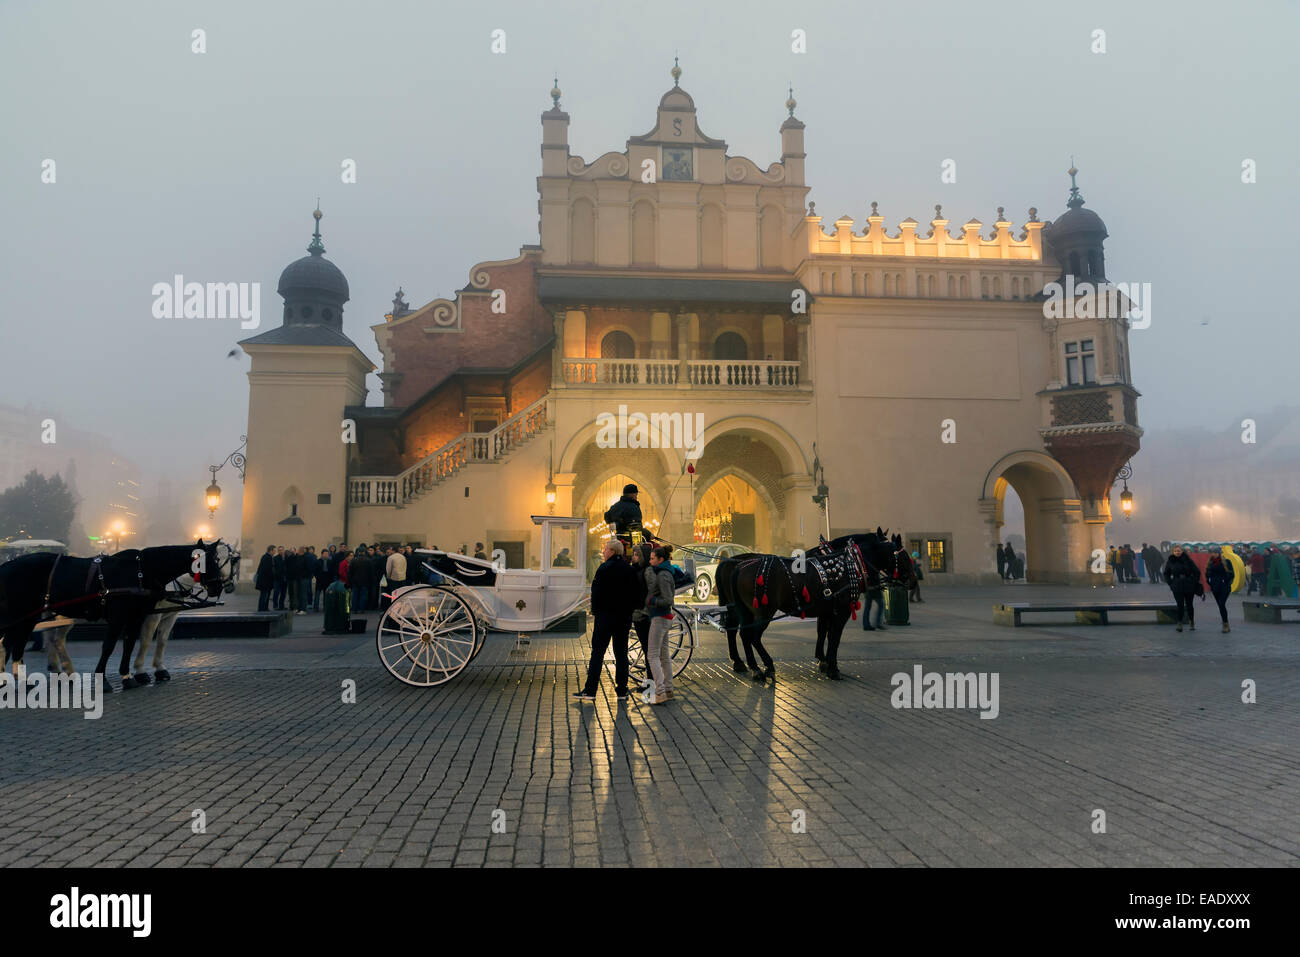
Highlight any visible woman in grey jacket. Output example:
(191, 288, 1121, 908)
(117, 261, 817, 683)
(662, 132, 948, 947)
(644, 545, 678, 704)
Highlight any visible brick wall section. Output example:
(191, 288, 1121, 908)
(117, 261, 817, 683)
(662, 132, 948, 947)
(384, 251, 551, 409)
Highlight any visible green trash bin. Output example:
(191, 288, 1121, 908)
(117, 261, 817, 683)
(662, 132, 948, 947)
(885, 582, 910, 625)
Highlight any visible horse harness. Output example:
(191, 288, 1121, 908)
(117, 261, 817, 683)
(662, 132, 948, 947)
(38, 553, 156, 620)
(747, 542, 868, 620)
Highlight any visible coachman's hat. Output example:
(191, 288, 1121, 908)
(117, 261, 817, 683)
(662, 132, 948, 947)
(623, 483, 639, 495)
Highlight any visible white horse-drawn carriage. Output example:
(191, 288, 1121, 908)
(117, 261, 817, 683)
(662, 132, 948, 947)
(375, 515, 695, 687)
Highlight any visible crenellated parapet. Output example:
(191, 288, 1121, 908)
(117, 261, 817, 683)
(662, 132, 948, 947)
(794, 204, 1055, 300)
(798, 203, 1044, 261)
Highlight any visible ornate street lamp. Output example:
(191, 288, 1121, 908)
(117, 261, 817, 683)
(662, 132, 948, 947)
(206, 436, 247, 519)
(1115, 463, 1134, 521)
(811, 442, 831, 538)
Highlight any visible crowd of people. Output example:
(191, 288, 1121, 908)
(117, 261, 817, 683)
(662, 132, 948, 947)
(252, 542, 416, 614)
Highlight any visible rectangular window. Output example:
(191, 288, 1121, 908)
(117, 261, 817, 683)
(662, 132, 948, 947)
(926, 539, 947, 573)
(1065, 340, 1097, 386)
(317, 493, 331, 505)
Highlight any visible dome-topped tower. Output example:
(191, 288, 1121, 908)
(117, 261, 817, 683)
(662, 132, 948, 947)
(1043, 164, 1109, 284)
(277, 206, 350, 328)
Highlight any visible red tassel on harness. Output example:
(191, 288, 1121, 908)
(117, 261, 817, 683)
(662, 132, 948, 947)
(800, 610, 806, 619)
(851, 608, 858, 620)
(761, 594, 768, 606)
(756, 574, 764, 587)
(802, 586, 811, 602)
(752, 598, 759, 609)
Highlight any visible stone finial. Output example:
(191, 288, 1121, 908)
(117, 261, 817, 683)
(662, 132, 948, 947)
(997, 206, 1006, 221)
(550, 76, 561, 109)
(392, 287, 410, 318)
(1029, 207, 1039, 222)
(870, 201, 879, 217)
(934, 204, 943, 219)
(308, 202, 325, 256)
(1067, 160, 1085, 209)
(671, 55, 681, 87)
(807, 201, 816, 216)
(786, 83, 797, 117)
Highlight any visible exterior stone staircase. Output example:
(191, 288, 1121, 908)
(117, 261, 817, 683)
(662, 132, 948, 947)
(348, 395, 549, 507)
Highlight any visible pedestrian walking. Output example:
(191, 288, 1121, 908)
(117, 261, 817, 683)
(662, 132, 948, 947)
(1003, 542, 1018, 582)
(1163, 545, 1202, 632)
(995, 543, 1006, 581)
(1121, 544, 1136, 583)
(255, 545, 275, 611)
(643, 545, 678, 704)
(1205, 552, 1234, 633)
(573, 540, 640, 701)
(1247, 547, 1267, 595)
(1135, 545, 1146, 583)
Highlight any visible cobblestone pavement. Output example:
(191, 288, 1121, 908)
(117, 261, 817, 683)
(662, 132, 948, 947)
(3, 585, 1297, 867)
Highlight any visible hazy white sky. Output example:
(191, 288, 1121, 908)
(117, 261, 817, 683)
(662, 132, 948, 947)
(1, 0, 1295, 538)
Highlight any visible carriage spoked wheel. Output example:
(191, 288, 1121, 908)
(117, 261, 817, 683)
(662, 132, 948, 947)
(623, 606, 694, 680)
(376, 586, 480, 686)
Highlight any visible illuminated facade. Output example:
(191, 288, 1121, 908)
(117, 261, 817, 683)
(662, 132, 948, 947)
(240, 68, 1141, 584)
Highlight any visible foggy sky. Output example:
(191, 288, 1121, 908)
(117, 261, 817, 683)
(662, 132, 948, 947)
(1, 0, 1296, 540)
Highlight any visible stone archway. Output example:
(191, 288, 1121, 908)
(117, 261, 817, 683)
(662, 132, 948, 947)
(689, 433, 790, 553)
(692, 468, 779, 552)
(979, 451, 1087, 584)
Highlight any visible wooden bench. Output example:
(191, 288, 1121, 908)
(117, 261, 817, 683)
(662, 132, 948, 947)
(994, 601, 1180, 627)
(1242, 599, 1300, 624)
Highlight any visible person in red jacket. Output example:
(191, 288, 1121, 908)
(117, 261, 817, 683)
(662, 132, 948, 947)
(337, 550, 352, 589)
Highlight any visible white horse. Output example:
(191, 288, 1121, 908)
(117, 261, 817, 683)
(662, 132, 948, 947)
(131, 573, 204, 684)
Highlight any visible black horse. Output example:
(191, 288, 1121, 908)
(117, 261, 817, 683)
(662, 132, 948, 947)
(0, 540, 234, 692)
(716, 529, 899, 681)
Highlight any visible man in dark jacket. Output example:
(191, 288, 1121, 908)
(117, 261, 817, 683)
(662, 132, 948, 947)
(255, 545, 275, 611)
(604, 484, 643, 547)
(284, 548, 301, 612)
(1144, 544, 1164, 584)
(574, 539, 640, 701)
(350, 547, 371, 613)
(272, 547, 287, 610)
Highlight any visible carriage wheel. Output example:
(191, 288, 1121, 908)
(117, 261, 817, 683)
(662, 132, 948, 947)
(376, 586, 479, 687)
(623, 607, 694, 679)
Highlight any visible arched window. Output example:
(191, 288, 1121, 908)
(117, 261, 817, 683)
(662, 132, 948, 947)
(713, 331, 748, 360)
(1087, 250, 1101, 278)
(631, 200, 656, 265)
(600, 330, 636, 359)
(571, 199, 596, 264)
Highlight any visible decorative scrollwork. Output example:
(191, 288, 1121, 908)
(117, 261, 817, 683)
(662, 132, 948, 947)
(607, 154, 629, 177)
(469, 268, 491, 289)
(430, 301, 458, 327)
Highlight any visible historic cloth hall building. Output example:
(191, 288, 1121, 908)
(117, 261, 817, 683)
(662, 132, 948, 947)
(238, 66, 1140, 584)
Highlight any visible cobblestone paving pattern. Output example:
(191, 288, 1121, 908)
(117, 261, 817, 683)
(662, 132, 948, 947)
(3, 586, 1296, 867)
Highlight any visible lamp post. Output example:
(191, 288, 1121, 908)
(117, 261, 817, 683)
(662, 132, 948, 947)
(1201, 503, 1221, 534)
(205, 436, 247, 519)
(1114, 463, 1135, 521)
(811, 442, 831, 540)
